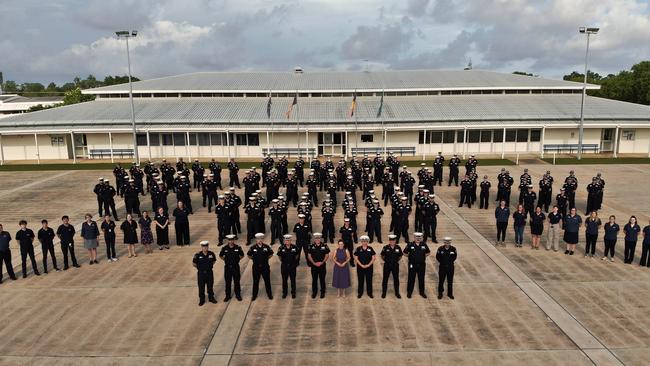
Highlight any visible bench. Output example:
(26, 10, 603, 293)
(351, 146, 416, 157)
(262, 147, 317, 158)
(543, 144, 600, 154)
(89, 148, 135, 159)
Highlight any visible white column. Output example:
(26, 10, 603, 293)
(345, 130, 349, 158)
(266, 130, 270, 156)
(462, 127, 467, 159)
(540, 126, 546, 158)
(146, 130, 152, 161)
(305, 130, 309, 158)
(186, 131, 191, 161)
(226, 131, 231, 159)
(501, 127, 506, 159)
(70, 131, 77, 164)
(0, 134, 4, 165)
(613, 126, 620, 158)
(109, 132, 114, 163)
(34, 133, 40, 164)
(422, 129, 427, 160)
(453, 130, 457, 155)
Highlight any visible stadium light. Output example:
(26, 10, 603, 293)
(115, 30, 140, 164)
(577, 26, 598, 160)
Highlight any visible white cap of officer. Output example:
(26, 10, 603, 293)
(255, 233, 264, 239)
(388, 234, 397, 241)
(360, 235, 370, 241)
(443, 237, 452, 245)
(313, 232, 322, 239)
(414, 232, 423, 238)
(226, 234, 235, 240)
(200, 240, 209, 247)
(283, 234, 292, 240)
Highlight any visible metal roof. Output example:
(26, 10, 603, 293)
(83, 69, 598, 94)
(0, 94, 647, 133)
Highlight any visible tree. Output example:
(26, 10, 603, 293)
(62, 87, 95, 105)
(1, 80, 18, 93)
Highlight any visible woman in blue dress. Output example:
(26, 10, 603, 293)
(332, 239, 351, 298)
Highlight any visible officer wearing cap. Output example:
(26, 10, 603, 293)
(219, 234, 244, 301)
(563, 170, 578, 210)
(247, 233, 273, 300)
(277, 234, 299, 298)
(293, 214, 311, 265)
(523, 184, 537, 217)
(448, 154, 461, 186)
(193, 241, 218, 306)
(354, 235, 377, 298)
(436, 237, 457, 299)
(93, 178, 105, 217)
(308, 233, 330, 298)
(381, 234, 402, 298)
(403, 232, 430, 298)
(227, 158, 241, 188)
(215, 195, 230, 245)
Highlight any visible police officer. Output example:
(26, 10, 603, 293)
(448, 154, 460, 186)
(247, 233, 273, 300)
(0, 224, 17, 283)
(321, 201, 335, 244)
(354, 235, 377, 298)
(293, 214, 311, 265)
(340, 218, 357, 267)
(277, 234, 299, 298)
(219, 234, 244, 301)
(193, 240, 217, 306)
(423, 194, 440, 243)
(479, 176, 491, 210)
(56, 216, 80, 270)
(308, 233, 330, 298)
(564, 171, 578, 210)
(436, 237, 457, 300)
(227, 158, 241, 188)
(93, 178, 104, 217)
(269, 199, 284, 245)
(380, 234, 402, 298)
(367, 200, 383, 243)
(459, 175, 472, 208)
(403, 232, 430, 298)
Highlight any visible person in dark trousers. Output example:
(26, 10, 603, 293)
(584, 211, 602, 258)
(602, 215, 619, 262)
(247, 233, 273, 300)
(640, 220, 650, 267)
(436, 237, 457, 300)
(0, 224, 18, 283)
(227, 158, 241, 188)
(623, 216, 640, 264)
(494, 200, 510, 246)
(37, 219, 60, 273)
(307, 233, 330, 298)
(173, 201, 191, 246)
(277, 234, 299, 298)
(15, 220, 40, 278)
(354, 235, 377, 298)
(563, 208, 582, 256)
(56, 216, 80, 270)
(403, 232, 430, 298)
(381, 234, 402, 298)
(479, 176, 491, 209)
(100, 215, 118, 261)
(512, 205, 527, 247)
(193, 240, 218, 306)
(219, 234, 244, 301)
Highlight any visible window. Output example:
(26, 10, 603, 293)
(443, 131, 455, 143)
(247, 133, 259, 146)
(198, 133, 211, 146)
(161, 133, 173, 146)
(480, 130, 492, 142)
(418, 131, 425, 144)
(173, 133, 186, 146)
(493, 129, 504, 142)
(361, 134, 374, 142)
(530, 129, 541, 142)
(505, 130, 517, 142)
(50, 136, 64, 146)
(235, 134, 247, 146)
(188, 133, 197, 145)
(623, 130, 635, 141)
(468, 130, 480, 143)
(149, 133, 160, 146)
(211, 133, 224, 146)
(516, 129, 528, 142)
(233, 133, 260, 146)
(333, 133, 342, 144)
(456, 130, 465, 143)
(430, 131, 442, 144)
(136, 133, 148, 146)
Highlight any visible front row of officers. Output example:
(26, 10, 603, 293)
(193, 232, 457, 306)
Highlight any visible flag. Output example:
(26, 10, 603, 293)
(376, 90, 384, 118)
(266, 92, 272, 119)
(285, 93, 298, 119)
(348, 91, 357, 118)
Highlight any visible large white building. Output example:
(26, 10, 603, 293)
(0, 69, 649, 163)
(0, 94, 63, 117)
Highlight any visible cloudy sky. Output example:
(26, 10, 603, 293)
(2, 0, 650, 84)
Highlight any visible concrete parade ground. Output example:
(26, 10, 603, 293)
(1, 163, 650, 366)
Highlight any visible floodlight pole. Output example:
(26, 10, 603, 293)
(117, 30, 139, 164)
(578, 27, 598, 160)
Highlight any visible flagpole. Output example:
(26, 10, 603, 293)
(354, 89, 358, 156)
(270, 90, 275, 152)
(296, 90, 300, 156)
(382, 90, 386, 159)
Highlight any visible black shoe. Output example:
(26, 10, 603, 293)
(357, 294, 362, 299)
(448, 295, 454, 300)
(268, 295, 273, 300)
(291, 293, 296, 299)
(89, 261, 93, 266)
(63, 266, 69, 271)
(44, 270, 48, 274)
(251, 296, 257, 301)
(23, 274, 27, 278)
(10, 276, 17, 281)
(438, 294, 443, 299)
(236, 295, 242, 301)
(320, 293, 325, 299)
(570, 251, 574, 255)
(199, 300, 205, 306)
(368, 294, 373, 298)
(396, 293, 401, 299)
(94, 260, 99, 264)
(73, 264, 81, 268)
(420, 293, 427, 299)
(209, 298, 218, 304)
(564, 250, 569, 254)
(432, 240, 438, 244)
(311, 293, 317, 299)
(224, 296, 231, 302)
(34, 271, 41, 276)
(407, 293, 412, 298)
(282, 293, 287, 299)
(381, 293, 386, 298)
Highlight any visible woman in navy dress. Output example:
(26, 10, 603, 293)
(331, 239, 351, 298)
(139, 211, 154, 254)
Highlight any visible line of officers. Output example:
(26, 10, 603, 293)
(192, 232, 457, 306)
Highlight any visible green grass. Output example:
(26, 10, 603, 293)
(0, 163, 117, 171)
(542, 157, 650, 165)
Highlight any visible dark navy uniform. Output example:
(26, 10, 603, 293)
(277, 242, 299, 298)
(403, 239, 430, 297)
(380, 240, 402, 297)
(193, 247, 217, 305)
(436, 243, 457, 299)
(307, 241, 330, 298)
(247, 242, 273, 300)
(354, 244, 376, 297)
(219, 241, 244, 301)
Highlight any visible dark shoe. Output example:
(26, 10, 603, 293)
(407, 293, 412, 298)
(438, 293, 443, 299)
(10, 276, 17, 280)
(282, 293, 287, 299)
(89, 261, 94, 266)
(251, 296, 257, 301)
(199, 300, 205, 306)
(448, 295, 454, 300)
(396, 293, 401, 299)
(268, 295, 273, 300)
(23, 274, 27, 278)
(291, 293, 296, 299)
(357, 294, 363, 299)
(94, 260, 99, 264)
(209, 298, 218, 304)
(224, 296, 231, 302)
(73, 264, 81, 268)
(63, 266, 69, 271)
(55, 268, 61, 272)
(420, 293, 427, 299)
(381, 293, 386, 298)
(320, 293, 325, 299)
(312, 293, 317, 299)
(34, 271, 41, 276)
(368, 294, 373, 298)
(564, 250, 569, 254)
(236, 295, 242, 301)
(44, 270, 48, 274)
(570, 251, 575, 255)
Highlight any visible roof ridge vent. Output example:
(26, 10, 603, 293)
(294, 67, 304, 74)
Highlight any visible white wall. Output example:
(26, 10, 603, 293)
(0, 134, 69, 161)
(618, 128, 650, 154)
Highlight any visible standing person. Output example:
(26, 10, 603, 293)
(0, 224, 18, 283)
(16, 220, 40, 278)
(247, 233, 273, 301)
(584, 211, 602, 258)
(56, 216, 80, 270)
(479, 176, 491, 209)
(193, 240, 218, 306)
(354, 235, 377, 298)
(529, 207, 546, 250)
(219, 234, 244, 301)
(512, 205, 526, 248)
(332, 239, 351, 298)
(436, 237, 457, 300)
(120, 214, 139, 258)
(563, 208, 582, 256)
(494, 201, 510, 246)
(37, 219, 60, 273)
(154, 207, 170, 250)
(623, 216, 641, 264)
(308, 233, 330, 299)
(403, 232, 430, 298)
(100, 215, 118, 262)
(139, 211, 154, 254)
(277, 234, 299, 298)
(81, 214, 100, 265)
(173, 201, 191, 246)
(227, 158, 241, 188)
(380, 234, 402, 298)
(603, 215, 619, 262)
(640, 220, 650, 267)
(547, 206, 563, 252)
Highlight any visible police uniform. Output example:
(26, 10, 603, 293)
(308, 234, 330, 298)
(381, 235, 402, 298)
(354, 237, 376, 298)
(436, 238, 457, 299)
(193, 241, 217, 305)
(247, 234, 273, 300)
(219, 235, 244, 301)
(277, 234, 299, 298)
(403, 234, 430, 298)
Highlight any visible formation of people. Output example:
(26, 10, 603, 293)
(3, 152, 645, 308)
